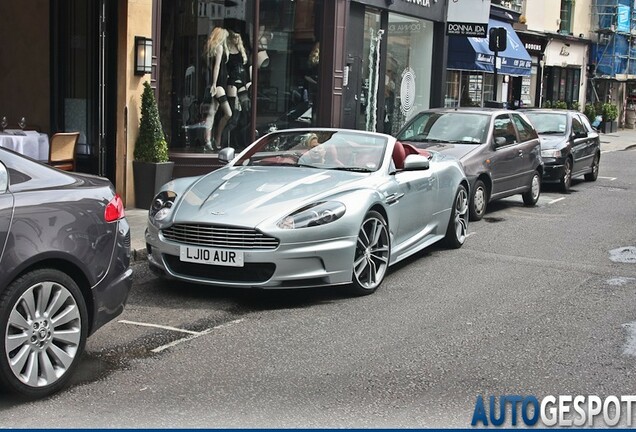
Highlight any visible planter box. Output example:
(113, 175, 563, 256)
(601, 120, 618, 133)
(133, 161, 175, 209)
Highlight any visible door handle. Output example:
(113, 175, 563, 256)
(518, 149, 524, 158)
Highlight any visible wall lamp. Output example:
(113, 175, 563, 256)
(135, 36, 153, 75)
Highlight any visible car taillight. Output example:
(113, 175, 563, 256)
(105, 194, 125, 222)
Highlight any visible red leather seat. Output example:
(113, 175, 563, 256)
(392, 141, 407, 169)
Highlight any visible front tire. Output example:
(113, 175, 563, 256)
(584, 152, 600, 181)
(349, 211, 390, 296)
(444, 184, 469, 249)
(560, 158, 572, 193)
(0, 269, 87, 399)
(522, 170, 541, 206)
(469, 179, 488, 221)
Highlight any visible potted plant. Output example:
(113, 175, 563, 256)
(601, 102, 618, 133)
(554, 100, 568, 109)
(133, 81, 174, 209)
(584, 103, 596, 123)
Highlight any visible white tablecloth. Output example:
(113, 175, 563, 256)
(0, 130, 50, 161)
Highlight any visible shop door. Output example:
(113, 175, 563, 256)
(342, 5, 383, 131)
(52, 0, 117, 182)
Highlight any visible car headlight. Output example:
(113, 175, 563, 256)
(277, 201, 346, 229)
(150, 191, 177, 221)
(541, 149, 562, 158)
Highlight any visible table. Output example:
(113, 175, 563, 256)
(0, 129, 50, 161)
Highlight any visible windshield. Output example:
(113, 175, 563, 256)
(524, 113, 567, 135)
(235, 130, 388, 172)
(397, 112, 490, 144)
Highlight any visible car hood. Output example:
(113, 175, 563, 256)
(171, 166, 370, 227)
(402, 141, 481, 160)
(539, 135, 567, 150)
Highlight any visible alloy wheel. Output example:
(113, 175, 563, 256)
(454, 187, 469, 244)
(5, 281, 82, 388)
(353, 214, 390, 290)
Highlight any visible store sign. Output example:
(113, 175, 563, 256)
(446, 0, 490, 37)
(401, 0, 432, 6)
(447, 22, 487, 37)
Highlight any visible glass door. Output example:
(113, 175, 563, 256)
(357, 10, 383, 132)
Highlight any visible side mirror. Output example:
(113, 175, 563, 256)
(402, 154, 430, 171)
(494, 137, 507, 147)
(0, 162, 7, 193)
(572, 131, 587, 139)
(218, 147, 235, 165)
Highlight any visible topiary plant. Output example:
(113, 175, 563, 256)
(584, 103, 596, 122)
(602, 102, 618, 122)
(554, 100, 568, 109)
(542, 100, 553, 108)
(570, 101, 580, 111)
(134, 81, 169, 163)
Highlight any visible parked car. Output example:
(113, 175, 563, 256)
(0, 148, 132, 398)
(146, 128, 469, 295)
(520, 109, 601, 192)
(396, 108, 543, 221)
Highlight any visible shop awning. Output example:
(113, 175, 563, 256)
(447, 19, 532, 76)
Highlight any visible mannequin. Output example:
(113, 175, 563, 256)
(204, 27, 232, 152)
(223, 30, 251, 149)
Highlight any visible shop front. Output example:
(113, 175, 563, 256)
(157, 0, 447, 173)
(445, 19, 532, 108)
(541, 37, 588, 109)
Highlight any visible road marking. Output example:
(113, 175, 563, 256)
(548, 197, 566, 205)
(466, 232, 477, 238)
(598, 176, 617, 181)
(119, 319, 200, 335)
(151, 318, 245, 353)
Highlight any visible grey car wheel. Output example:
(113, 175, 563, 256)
(584, 152, 600, 181)
(444, 184, 469, 249)
(560, 158, 572, 193)
(0, 269, 87, 398)
(349, 211, 390, 296)
(469, 179, 487, 221)
(522, 171, 541, 206)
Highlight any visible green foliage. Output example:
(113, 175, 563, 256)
(542, 100, 553, 108)
(584, 103, 596, 122)
(601, 102, 618, 122)
(134, 81, 169, 163)
(570, 101, 580, 111)
(554, 100, 568, 109)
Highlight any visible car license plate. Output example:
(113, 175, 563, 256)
(180, 246, 244, 267)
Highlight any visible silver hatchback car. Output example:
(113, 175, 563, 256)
(397, 108, 543, 221)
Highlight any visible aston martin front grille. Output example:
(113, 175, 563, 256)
(161, 223, 279, 250)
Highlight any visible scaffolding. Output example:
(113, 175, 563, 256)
(591, 0, 636, 79)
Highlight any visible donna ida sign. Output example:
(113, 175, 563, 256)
(446, 0, 490, 37)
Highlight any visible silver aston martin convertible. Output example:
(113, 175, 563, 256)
(145, 129, 469, 295)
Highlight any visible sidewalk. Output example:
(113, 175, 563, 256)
(124, 128, 636, 263)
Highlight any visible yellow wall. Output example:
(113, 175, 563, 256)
(117, 0, 154, 207)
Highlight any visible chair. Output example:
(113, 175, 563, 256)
(49, 132, 79, 171)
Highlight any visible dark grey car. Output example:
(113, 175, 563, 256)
(0, 148, 132, 398)
(520, 109, 601, 192)
(396, 108, 543, 221)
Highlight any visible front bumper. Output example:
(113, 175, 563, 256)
(541, 158, 566, 183)
(145, 224, 357, 289)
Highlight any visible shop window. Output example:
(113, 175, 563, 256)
(159, 0, 322, 153)
(383, 13, 434, 135)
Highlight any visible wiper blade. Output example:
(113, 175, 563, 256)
(445, 140, 481, 144)
(296, 163, 321, 169)
(331, 166, 374, 172)
(539, 130, 565, 135)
